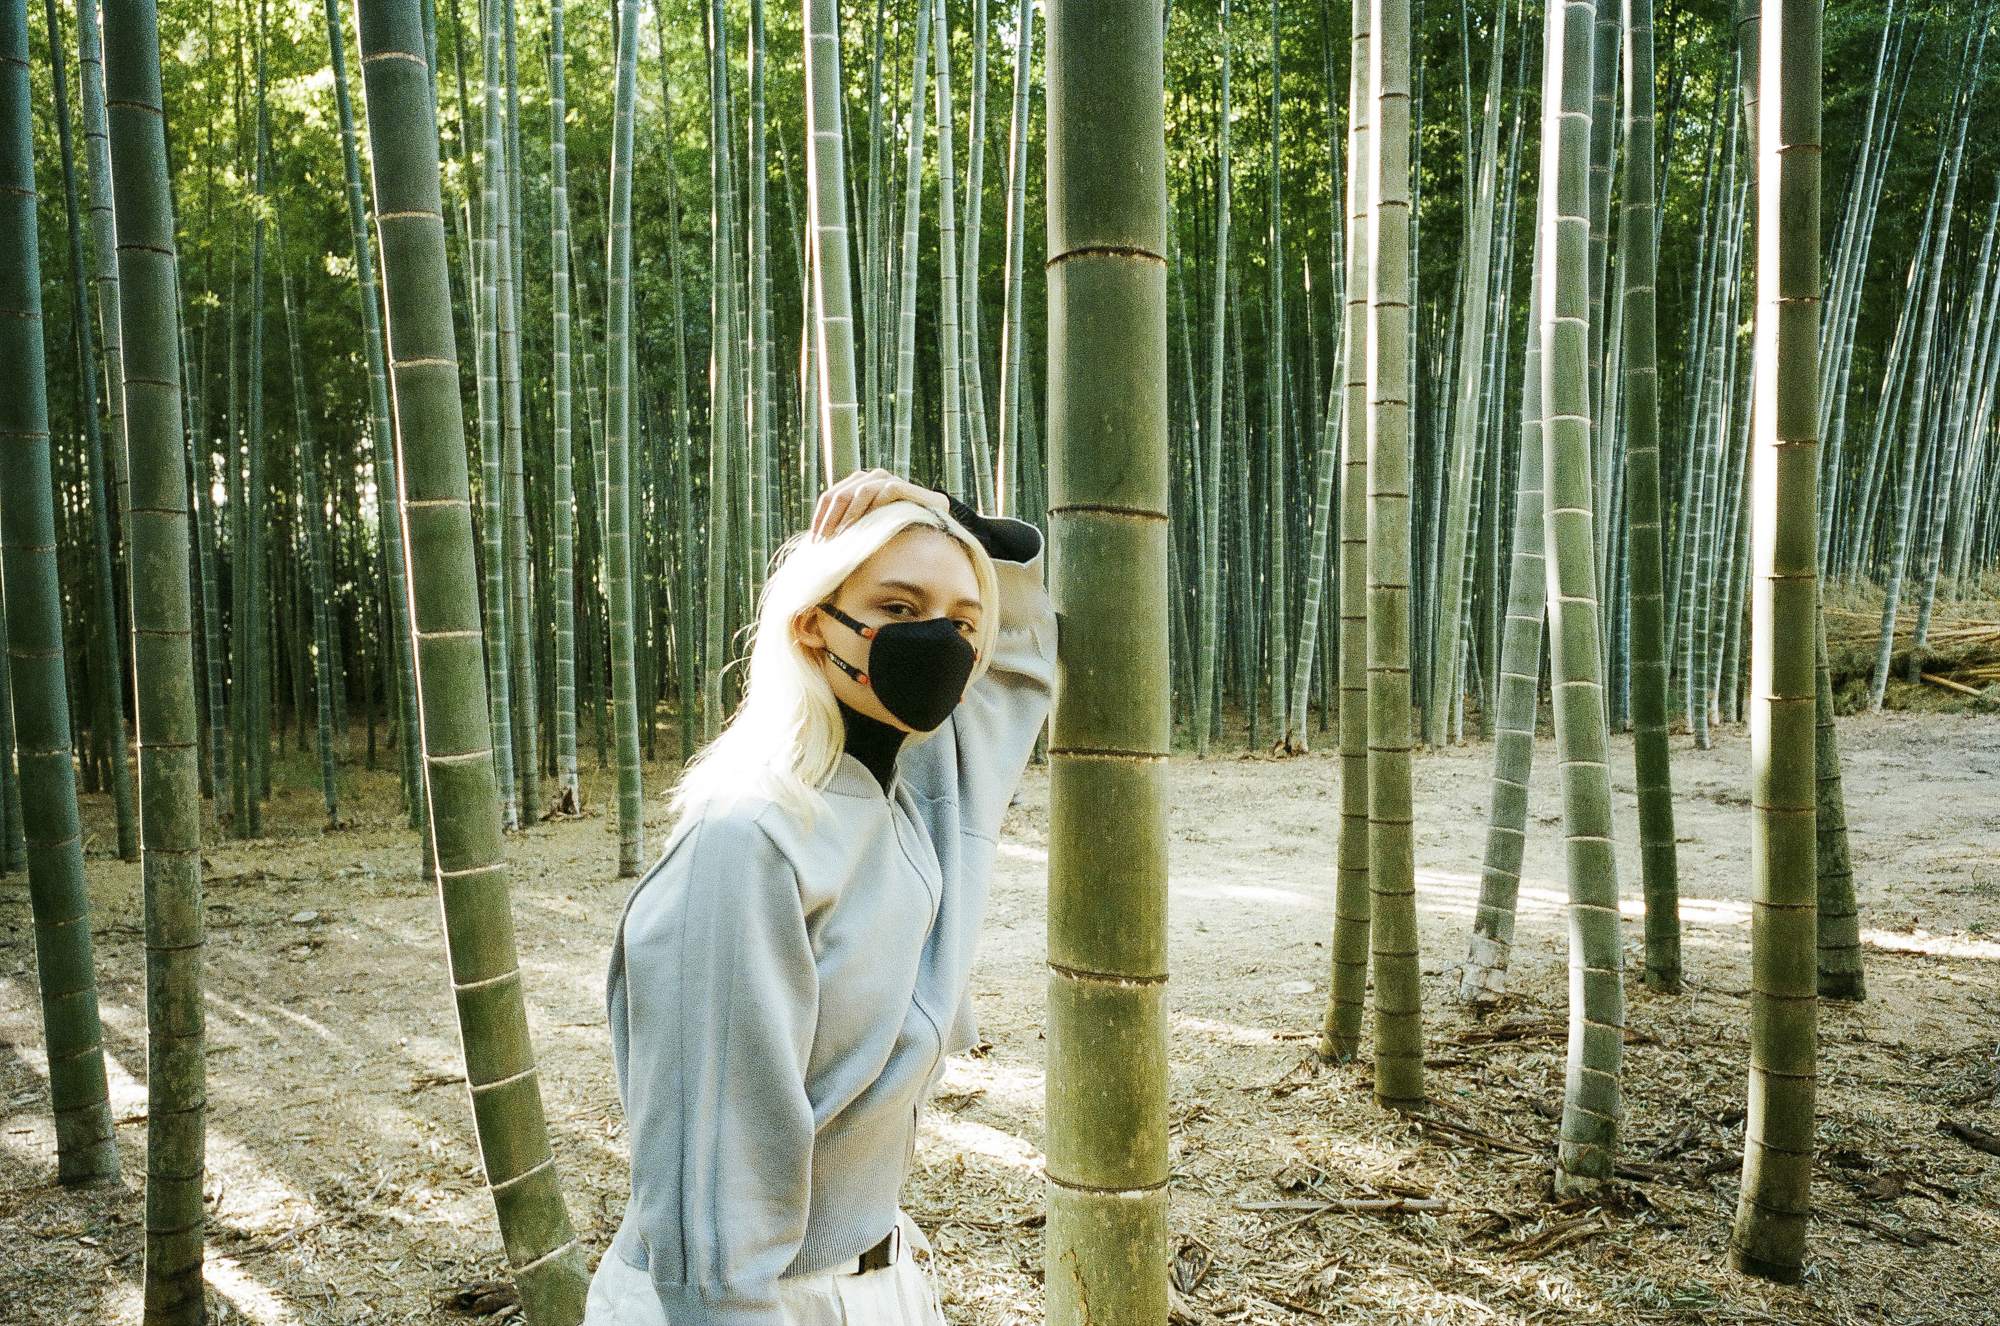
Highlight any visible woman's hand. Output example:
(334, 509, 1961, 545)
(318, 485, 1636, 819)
(810, 469, 949, 541)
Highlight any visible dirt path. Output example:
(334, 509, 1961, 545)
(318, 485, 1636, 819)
(2, 711, 1996, 1324)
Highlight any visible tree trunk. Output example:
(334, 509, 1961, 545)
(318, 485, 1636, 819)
(1043, 0, 1170, 1317)
(805, 0, 863, 479)
(1731, 0, 1819, 1280)
(1541, 0, 1624, 1194)
(1622, 0, 1680, 991)
(351, 4, 590, 1317)
(100, 2, 210, 1316)
(1, 0, 119, 1190)
(1365, 0, 1423, 1112)
(607, 0, 645, 875)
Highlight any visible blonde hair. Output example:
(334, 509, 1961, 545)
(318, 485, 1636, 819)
(669, 500, 1000, 827)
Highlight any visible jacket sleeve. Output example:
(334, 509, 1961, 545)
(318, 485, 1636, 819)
(614, 809, 817, 1326)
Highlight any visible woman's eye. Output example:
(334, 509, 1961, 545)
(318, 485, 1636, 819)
(882, 602, 912, 617)
(954, 619, 976, 636)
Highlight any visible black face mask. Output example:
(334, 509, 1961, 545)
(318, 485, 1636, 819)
(818, 603, 978, 733)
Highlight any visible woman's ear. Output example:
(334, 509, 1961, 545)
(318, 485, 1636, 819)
(794, 606, 828, 654)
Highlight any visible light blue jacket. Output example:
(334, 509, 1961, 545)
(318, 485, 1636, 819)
(605, 524, 1054, 1326)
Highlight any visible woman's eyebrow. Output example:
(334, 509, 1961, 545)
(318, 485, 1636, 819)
(871, 579, 982, 613)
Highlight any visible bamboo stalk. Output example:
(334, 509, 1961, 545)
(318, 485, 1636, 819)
(351, 2, 589, 1315)
(1731, 0, 1820, 1281)
(1044, 0, 1170, 1314)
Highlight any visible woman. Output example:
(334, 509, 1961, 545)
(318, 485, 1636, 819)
(587, 469, 1056, 1326)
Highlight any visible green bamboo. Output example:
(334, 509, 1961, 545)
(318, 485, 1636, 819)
(933, 0, 966, 493)
(1, 0, 118, 1190)
(1622, 0, 1679, 991)
(0, 608, 21, 874)
(549, 0, 580, 811)
(1540, 0, 1623, 1193)
(351, 2, 589, 1315)
(100, 0, 207, 1314)
(1195, 0, 1232, 759)
(76, 0, 126, 526)
(477, 0, 519, 831)
(500, 0, 540, 823)
(805, 0, 862, 479)
(1365, 0, 1422, 1113)
(994, 0, 1035, 514)
(1322, 0, 1370, 1058)
(1264, 0, 1290, 746)
(1425, 0, 1504, 749)
(960, 0, 996, 510)
(327, 0, 421, 831)
(1045, 0, 1169, 1314)
(702, 0, 736, 738)
(861, 0, 888, 466)
(1868, 19, 1982, 711)
(277, 230, 340, 825)
(1813, 605, 1862, 1000)
(45, 0, 136, 863)
(1730, 0, 1820, 1281)
(889, 0, 932, 474)
(608, 0, 644, 876)
(747, 0, 773, 578)
(240, 16, 271, 836)
(1460, 146, 1546, 1003)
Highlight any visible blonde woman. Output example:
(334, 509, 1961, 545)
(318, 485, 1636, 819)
(587, 469, 1056, 1326)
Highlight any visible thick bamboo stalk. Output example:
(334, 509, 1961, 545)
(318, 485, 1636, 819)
(934, 0, 966, 493)
(1044, 0, 1169, 1315)
(1731, 0, 1819, 1281)
(1194, 0, 1231, 758)
(76, 0, 126, 523)
(550, 0, 580, 811)
(1540, 0, 1624, 1194)
(327, 0, 421, 831)
(889, 0, 932, 474)
(607, 0, 644, 876)
(1813, 606, 1862, 1000)
(1365, 0, 1423, 1113)
(1, 0, 119, 1190)
(44, 0, 136, 863)
(351, 3, 589, 1317)
(500, 0, 541, 823)
(806, 0, 863, 479)
(1265, 1, 1290, 746)
(1621, 0, 1679, 991)
(477, 0, 518, 830)
(1462, 244, 1544, 1005)
(702, 0, 736, 740)
(1322, 0, 1370, 1058)
(99, 1, 208, 1315)
(994, 0, 1035, 515)
(960, 0, 996, 510)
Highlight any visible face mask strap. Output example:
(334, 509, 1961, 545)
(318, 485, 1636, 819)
(818, 602, 878, 640)
(817, 603, 875, 687)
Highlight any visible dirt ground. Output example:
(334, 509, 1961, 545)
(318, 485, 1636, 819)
(2, 709, 1997, 1325)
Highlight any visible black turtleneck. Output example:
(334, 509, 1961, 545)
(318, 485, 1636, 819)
(839, 700, 907, 791)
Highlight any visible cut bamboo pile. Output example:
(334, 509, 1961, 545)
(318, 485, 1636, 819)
(1823, 599, 2000, 693)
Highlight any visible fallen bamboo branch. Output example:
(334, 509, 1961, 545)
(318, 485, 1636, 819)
(1238, 1196, 1448, 1214)
(1938, 1117, 2000, 1157)
(1921, 672, 1983, 696)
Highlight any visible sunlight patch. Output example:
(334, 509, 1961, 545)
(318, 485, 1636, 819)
(205, 1256, 304, 1325)
(921, 1114, 1043, 1172)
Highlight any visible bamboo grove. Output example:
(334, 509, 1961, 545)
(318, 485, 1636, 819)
(1, 0, 1992, 1315)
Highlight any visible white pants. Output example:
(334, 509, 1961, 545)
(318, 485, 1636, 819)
(584, 1212, 946, 1326)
